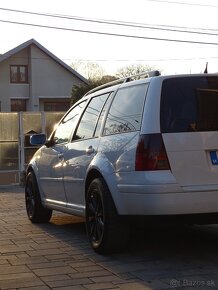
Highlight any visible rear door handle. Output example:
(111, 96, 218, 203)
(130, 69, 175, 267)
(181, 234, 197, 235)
(86, 145, 95, 155)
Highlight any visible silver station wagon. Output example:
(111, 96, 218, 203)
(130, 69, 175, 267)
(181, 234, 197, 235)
(25, 71, 218, 253)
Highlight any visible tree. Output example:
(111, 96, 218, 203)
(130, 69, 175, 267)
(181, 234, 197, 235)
(71, 75, 117, 106)
(71, 61, 105, 80)
(116, 64, 158, 78)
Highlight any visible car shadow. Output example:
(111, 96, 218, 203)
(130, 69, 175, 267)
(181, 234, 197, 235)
(35, 213, 218, 287)
(37, 213, 218, 258)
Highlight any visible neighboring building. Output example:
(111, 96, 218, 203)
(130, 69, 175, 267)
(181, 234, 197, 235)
(0, 39, 88, 112)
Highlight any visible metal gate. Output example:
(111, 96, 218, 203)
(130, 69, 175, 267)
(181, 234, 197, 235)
(0, 112, 64, 185)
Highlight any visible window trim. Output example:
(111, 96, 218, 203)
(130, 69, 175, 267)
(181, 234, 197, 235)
(10, 65, 28, 84)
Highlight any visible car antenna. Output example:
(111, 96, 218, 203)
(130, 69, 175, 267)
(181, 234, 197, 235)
(204, 62, 208, 74)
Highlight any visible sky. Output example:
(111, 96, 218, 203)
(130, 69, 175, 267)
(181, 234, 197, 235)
(1, 0, 218, 77)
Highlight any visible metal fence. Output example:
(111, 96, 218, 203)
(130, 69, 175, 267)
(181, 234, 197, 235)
(0, 112, 64, 185)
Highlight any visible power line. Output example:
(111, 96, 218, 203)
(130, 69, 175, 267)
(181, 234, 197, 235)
(76, 57, 218, 62)
(1, 19, 218, 46)
(1, 7, 218, 37)
(2, 55, 217, 62)
(146, 0, 218, 8)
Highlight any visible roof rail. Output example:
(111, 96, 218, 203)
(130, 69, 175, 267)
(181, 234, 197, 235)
(84, 70, 160, 96)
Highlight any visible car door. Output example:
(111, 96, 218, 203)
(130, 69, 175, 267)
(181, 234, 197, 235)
(37, 101, 86, 205)
(62, 93, 111, 214)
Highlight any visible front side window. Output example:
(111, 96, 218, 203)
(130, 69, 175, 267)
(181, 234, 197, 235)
(53, 101, 86, 144)
(10, 65, 28, 83)
(103, 84, 148, 135)
(161, 76, 218, 133)
(74, 93, 109, 140)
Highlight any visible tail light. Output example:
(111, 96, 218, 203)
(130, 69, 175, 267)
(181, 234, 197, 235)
(135, 134, 170, 171)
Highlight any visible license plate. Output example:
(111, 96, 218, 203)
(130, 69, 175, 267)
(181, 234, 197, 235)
(210, 151, 218, 165)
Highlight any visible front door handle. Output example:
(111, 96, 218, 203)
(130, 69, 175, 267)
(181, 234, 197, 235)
(58, 153, 64, 160)
(86, 145, 95, 155)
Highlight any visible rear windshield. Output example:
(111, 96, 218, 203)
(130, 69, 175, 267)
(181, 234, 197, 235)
(161, 76, 218, 133)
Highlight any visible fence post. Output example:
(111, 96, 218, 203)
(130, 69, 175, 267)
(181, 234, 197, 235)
(41, 111, 46, 134)
(19, 112, 25, 185)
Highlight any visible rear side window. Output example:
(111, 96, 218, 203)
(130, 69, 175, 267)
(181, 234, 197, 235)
(103, 84, 148, 135)
(161, 76, 218, 133)
(74, 93, 109, 140)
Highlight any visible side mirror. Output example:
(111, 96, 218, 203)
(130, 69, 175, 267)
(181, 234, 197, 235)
(30, 134, 47, 146)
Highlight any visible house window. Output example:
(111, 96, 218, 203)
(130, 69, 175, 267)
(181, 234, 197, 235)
(11, 99, 26, 112)
(44, 101, 70, 112)
(10, 65, 28, 83)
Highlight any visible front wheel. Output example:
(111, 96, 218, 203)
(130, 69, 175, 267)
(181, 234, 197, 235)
(85, 178, 129, 254)
(25, 171, 52, 223)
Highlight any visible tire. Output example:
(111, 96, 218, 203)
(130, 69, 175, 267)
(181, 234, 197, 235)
(25, 171, 52, 223)
(85, 178, 129, 254)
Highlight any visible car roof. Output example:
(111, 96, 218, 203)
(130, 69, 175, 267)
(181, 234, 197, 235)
(80, 72, 218, 104)
(84, 70, 161, 97)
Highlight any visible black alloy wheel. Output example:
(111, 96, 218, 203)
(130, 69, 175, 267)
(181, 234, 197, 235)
(86, 178, 129, 254)
(25, 171, 52, 223)
(86, 188, 104, 247)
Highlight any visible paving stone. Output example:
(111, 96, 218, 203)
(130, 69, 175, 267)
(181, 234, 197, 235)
(53, 286, 86, 290)
(0, 260, 9, 265)
(45, 253, 71, 260)
(41, 274, 71, 282)
(116, 282, 153, 290)
(0, 277, 44, 289)
(75, 265, 105, 272)
(19, 287, 51, 290)
(32, 266, 77, 276)
(27, 261, 67, 270)
(69, 270, 112, 279)
(90, 275, 124, 283)
(84, 282, 121, 290)
(46, 277, 92, 288)
(0, 265, 31, 275)
(27, 248, 64, 257)
(8, 256, 49, 266)
(0, 272, 36, 281)
(1, 187, 218, 290)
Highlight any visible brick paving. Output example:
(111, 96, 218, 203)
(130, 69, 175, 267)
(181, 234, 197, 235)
(1, 186, 218, 289)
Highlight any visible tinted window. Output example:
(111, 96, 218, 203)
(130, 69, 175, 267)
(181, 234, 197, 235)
(74, 93, 109, 140)
(103, 84, 148, 135)
(161, 76, 218, 133)
(94, 93, 113, 137)
(53, 101, 85, 144)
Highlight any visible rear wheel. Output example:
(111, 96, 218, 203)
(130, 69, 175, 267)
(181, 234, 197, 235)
(86, 178, 129, 254)
(25, 171, 52, 223)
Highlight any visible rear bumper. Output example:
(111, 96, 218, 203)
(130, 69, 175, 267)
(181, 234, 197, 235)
(117, 189, 218, 215)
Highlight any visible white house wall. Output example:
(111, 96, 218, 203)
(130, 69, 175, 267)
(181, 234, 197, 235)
(30, 45, 83, 111)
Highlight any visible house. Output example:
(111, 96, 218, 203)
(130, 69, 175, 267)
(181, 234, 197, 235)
(0, 39, 88, 112)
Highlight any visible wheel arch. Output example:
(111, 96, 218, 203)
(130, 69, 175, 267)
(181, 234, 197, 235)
(25, 163, 46, 202)
(25, 168, 52, 223)
(26, 164, 34, 175)
(85, 168, 118, 208)
(24, 165, 34, 186)
(85, 168, 122, 215)
(85, 169, 103, 197)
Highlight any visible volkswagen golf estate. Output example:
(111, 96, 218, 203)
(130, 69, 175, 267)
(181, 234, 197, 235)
(25, 71, 218, 253)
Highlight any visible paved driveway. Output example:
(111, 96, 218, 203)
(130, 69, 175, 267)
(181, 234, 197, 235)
(0, 186, 218, 290)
